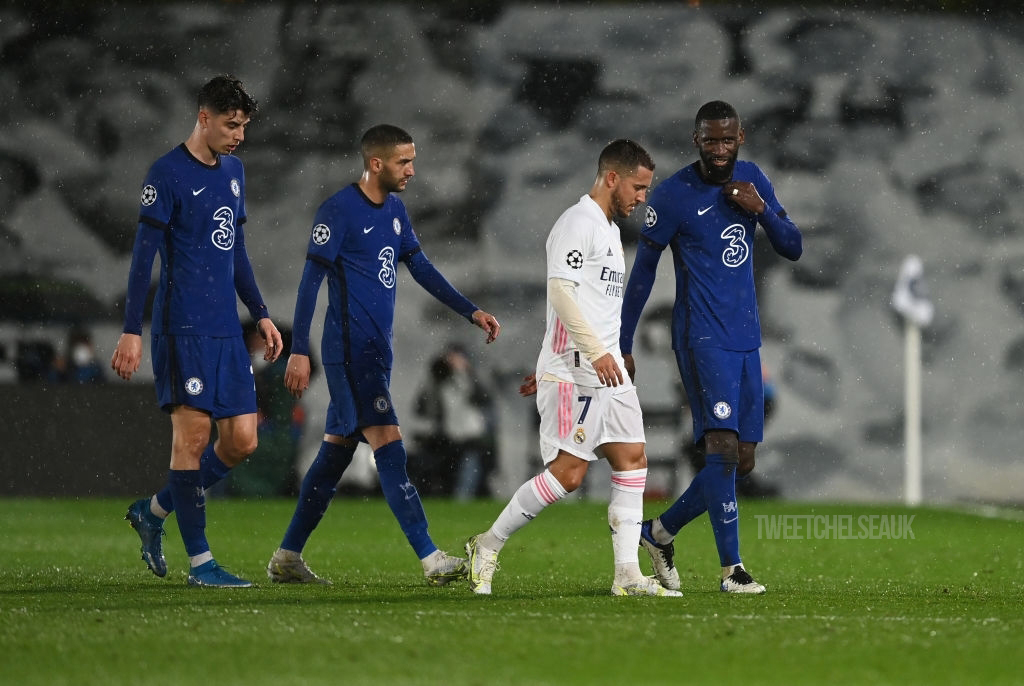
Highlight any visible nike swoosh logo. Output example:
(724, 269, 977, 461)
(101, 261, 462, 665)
(697, 205, 713, 215)
(722, 517, 738, 524)
(192, 187, 206, 196)
(362, 226, 374, 234)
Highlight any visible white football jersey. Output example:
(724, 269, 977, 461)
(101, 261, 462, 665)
(536, 194, 630, 388)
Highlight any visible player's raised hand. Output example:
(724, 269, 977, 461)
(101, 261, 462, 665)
(723, 181, 765, 215)
(592, 352, 624, 387)
(110, 332, 142, 381)
(519, 373, 537, 397)
(284, 353, 311, 398)
(472, 310, 501, 343)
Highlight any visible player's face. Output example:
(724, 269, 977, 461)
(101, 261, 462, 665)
(201, 108, 250, 156)
(610, 166, 654, 219)
(379, 143, 416, 193)
(694, 117, 744, 184)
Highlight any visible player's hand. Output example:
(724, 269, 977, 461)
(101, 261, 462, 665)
(284, 353, 311, 398)
(519, 373, 537, 397)
(110, 333, 142, 381)
(592, 352, 623, 387)
(623, 353, 636, 382)
(472, 310, 500, 343)
(723, 181, 766, 215)
(257, 317, 284, 362)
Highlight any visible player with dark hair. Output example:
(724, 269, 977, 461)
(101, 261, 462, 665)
(465, 139, 680, 597)
(265, 124, 501, 585)
(620, 100, 802, 594)
(113, 75, 283, 587)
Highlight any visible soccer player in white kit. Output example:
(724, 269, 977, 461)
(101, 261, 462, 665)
(465, 140, 680, 597)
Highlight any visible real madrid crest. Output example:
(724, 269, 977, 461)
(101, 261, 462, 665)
(573, 427, 586, 444)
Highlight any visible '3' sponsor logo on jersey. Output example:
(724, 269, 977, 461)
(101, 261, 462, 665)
(211, 207, 235, 250)
(719, 224, 748, 268)
(377, 246, 396, 288)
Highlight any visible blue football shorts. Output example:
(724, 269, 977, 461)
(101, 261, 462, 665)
(322, 360, 398, 440)
(674, 346, 764, 444)
(152, 334, 257, 419)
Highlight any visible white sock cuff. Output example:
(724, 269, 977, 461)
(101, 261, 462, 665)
(149, 495, 169, 519)
(531, 469, 568, 504)
(610, 468, 647, 494)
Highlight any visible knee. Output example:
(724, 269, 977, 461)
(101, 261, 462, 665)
(553, 464, 587, 493)
(737, 445, 756, 477)
(558, 471, 585, 493)
(704, 430, 738, 457)
(738, 455, 755, 477)
(219, 433, 258, 464)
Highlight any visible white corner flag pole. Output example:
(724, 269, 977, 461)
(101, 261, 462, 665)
(903, 320, 923, 507)
(893, 254, 931, 507)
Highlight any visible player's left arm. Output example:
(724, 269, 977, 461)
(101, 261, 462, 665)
(725, 173, 801, 261)
(233, 222, 283, 361)
(755, 173, 802, 261)
(405, 250, 499, 343)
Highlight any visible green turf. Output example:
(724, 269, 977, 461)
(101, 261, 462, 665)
(0, 497, 1021, 685)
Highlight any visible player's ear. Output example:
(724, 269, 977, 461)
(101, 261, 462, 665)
(605, 169, 619, 188)
(737, 128, 746, 146)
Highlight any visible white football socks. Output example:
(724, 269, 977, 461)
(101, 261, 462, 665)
(609, 468, 646, 583)
(479, 470, 567, 551)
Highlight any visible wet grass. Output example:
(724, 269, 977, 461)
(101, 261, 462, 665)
(0, 497, 1021, 685)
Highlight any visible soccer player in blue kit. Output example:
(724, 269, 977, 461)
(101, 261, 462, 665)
(265, 124, 501, 586)
(620, 101, 802, 594)
(113, 76, 284, 587)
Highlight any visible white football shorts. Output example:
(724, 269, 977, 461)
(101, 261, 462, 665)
(536, 379, 646, 464)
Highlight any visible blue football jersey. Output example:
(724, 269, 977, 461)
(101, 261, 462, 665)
(641, 160, 798, 351)
(303, 183, 421, 367)
(138, 144, 252, 337)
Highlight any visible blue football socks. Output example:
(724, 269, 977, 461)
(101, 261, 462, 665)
(658, 467, 710, 536)
(702, 453, 741, 567)
(155, 444, 231, 514)
(167, 469, 208, 557)
(280, 440, 356, 552)
(657, 453, 741, 567)
(374, 440, 435, 559)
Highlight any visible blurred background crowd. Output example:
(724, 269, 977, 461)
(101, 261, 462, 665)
(1, 1, 1022, 504)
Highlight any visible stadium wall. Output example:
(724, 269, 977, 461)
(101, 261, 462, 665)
(0, 385, 168, 496)
(1, 3, 1022, 503)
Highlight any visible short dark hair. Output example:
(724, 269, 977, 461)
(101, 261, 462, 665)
(197, 75, 258, 116)
(597, 139, 655, 176)
(694, 100, 739, 131)
(361, 124, 414, 159)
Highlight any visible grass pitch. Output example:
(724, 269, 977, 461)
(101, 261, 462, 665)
(0, 497, 1021, 685)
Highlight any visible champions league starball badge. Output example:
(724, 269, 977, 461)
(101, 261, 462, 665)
(312, 224, 330, 245)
